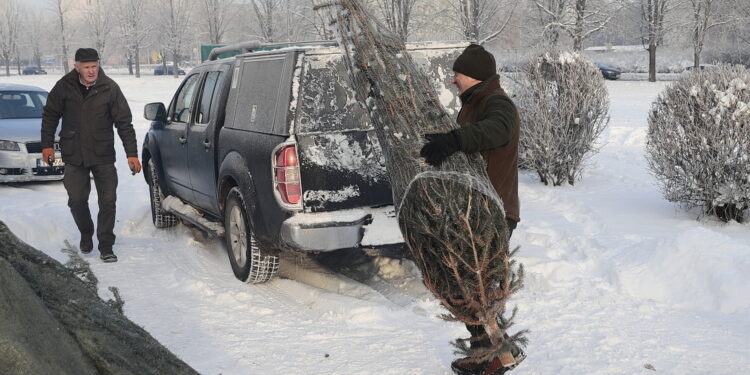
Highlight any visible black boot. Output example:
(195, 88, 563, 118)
(99, 248, 118, 263)
(80, 236, 94, 254)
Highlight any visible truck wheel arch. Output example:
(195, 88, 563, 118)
(217, 151, 258, 219)
(142, 147, 172, 197)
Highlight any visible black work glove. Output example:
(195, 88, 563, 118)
(419, 131, 461, 167)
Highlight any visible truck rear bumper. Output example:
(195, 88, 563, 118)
(280, 206, 404, 252)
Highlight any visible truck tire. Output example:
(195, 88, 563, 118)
(148, 159, 177, 228)
(224, 187, 279, 283)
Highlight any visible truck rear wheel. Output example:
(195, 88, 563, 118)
(224, 187, 279, 283)
(148, 159, 177, 228)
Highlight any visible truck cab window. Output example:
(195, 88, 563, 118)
(196, 71, 222, 124)
(172, 74, 200, 123)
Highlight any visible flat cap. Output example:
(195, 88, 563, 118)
(75, 48, 99, 62)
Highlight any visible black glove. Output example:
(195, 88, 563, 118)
(419, 131, 461, 167)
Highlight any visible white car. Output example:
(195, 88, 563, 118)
(0, 83, 64, 182)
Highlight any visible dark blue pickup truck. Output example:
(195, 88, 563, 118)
(142, 41, 463, 283)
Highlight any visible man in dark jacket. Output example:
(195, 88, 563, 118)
(420, 44, 524, 375)
(41, 48, 141, 263)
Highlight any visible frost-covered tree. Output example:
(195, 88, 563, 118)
(0, 0, 20, 76)
(50, 0, 72, 72)
(532, 0, 567, 46)
(202, 0, 234, 44)
(373, 0, 418, 42)
(516, 50, 609, 186)
(451, 0, 518, 44)
(159, 0, 192, 78)
(639, 0, 679, 81)
(25, 9, 47, 69)
(115, 0, 149, 77)
(687, 0, 730, 69)
(84, 0, 113, 63)
(249, 0, 281, 42)
(532, 0, 624, 51)
(646, 65, 750, 222)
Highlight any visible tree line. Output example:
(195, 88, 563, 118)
(0, 0, 748, 80)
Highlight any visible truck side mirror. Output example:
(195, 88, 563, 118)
(144, 102, 167, 122)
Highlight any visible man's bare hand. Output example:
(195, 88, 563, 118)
(127, 157, 141, 175)
(42, 148, 55, 166)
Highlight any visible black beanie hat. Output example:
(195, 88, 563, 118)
(75, 48, 99, 62)
(452, 44, 496, 81)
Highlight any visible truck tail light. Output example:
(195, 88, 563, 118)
(274, 144, 302, 206)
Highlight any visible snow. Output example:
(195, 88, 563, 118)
(1, 74, 750, 374)
(303, 185, 361, 204)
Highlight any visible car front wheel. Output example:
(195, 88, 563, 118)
(224, 187, 279, 283)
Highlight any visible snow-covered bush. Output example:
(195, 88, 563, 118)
(646, 65, 750, 222)
(516, 50, 609, 185)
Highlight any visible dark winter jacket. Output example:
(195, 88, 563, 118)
(454, 75, 520, 222)
(41, 69, 137, 167)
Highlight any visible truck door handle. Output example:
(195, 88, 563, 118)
(203, 139, 211, 148)
(178, 136, 187, 145)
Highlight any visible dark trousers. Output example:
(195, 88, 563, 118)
(465, 218, 517, 349)
(63, 163, 118, 250)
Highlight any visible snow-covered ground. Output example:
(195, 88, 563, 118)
(1, 73, 749, 375)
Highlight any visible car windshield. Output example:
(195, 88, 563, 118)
(0, 91, 47, 119)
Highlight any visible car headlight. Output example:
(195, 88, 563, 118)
(0, 140, 20, 151)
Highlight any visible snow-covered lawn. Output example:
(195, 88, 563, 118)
(1, 73, 748, 375)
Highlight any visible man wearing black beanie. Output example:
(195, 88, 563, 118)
(420, 44, 524, 375)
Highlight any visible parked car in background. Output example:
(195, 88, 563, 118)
(681, 64, 718, 73)
(0, 83, 64, 182)
(153, 65, 186, 75)
(22, 66, 47, 75)
(595, 62, 621, 80)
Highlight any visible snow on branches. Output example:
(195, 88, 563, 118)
(516, 50, 609, 186)
(646, 65, 750, 222)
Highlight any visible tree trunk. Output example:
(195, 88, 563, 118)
(694, 48, 701, 69)
(135, 47, 141, 78)
(648, 43, 656, 82)
(573, 0, 586, 51)
(0, 221, 199, 375)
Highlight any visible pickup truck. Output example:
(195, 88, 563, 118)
(142, 41, 463, 283)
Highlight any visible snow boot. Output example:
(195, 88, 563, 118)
(80, 236, 93, 254)
(99, 248, 118, 263)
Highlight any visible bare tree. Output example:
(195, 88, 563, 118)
(50, 0, 71, 72)
(374, 0, 418, 42)
(203, 0, 234, 44)
(0, 0, 20, 76)
(26, 9, 47, 68)
(640, 0, 670, 82)
(84, 0, 113, 63)
(250, 0, 281, 42)
(161, 0, 192, 78)
(532, 0, 568, 46)
(688, 0, 730, 68)
(451, 0, 518, 44)
(533, 0, 623, 51)
(115, 0, 149, 77)
(570, 0, 624, 50)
